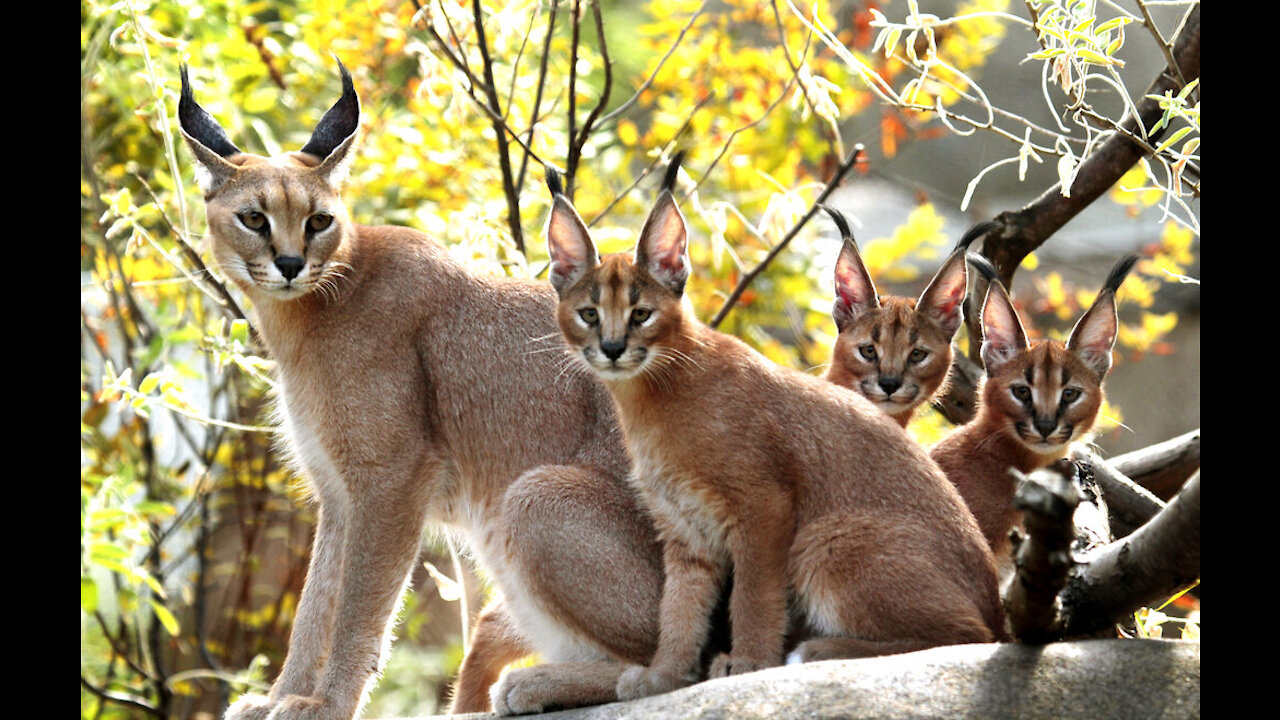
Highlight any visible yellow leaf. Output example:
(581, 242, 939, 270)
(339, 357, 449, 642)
(617, 120, 639, 146)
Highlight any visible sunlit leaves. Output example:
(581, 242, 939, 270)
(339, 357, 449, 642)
(860, 203, 948, 283)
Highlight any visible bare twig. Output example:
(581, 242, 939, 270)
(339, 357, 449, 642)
(598, 1, 709, 126)
(708, 144, 864, 329)
(564, 1, 614, 198)
(472, 0, 525, 253)
(515, 1, 559, 196)
(80, 676, 164, 719)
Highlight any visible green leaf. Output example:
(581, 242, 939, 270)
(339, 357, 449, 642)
(150, 598, 181, 636)
(1076, 48, 1112, 66)
(1155, 126, 1193, 154)
(1096, 17, 1131, 33)
(138, 372, 162, 395)
(82, 577, 99, 613)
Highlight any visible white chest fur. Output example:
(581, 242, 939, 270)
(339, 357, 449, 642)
(630, 450, 729, 566)
(275, 380, 347, 508)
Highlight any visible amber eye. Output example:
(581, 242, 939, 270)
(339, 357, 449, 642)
(578, 307, 599, 324)
(859, 345, 877, 361)
(1011, 385, 1032, 401)
(631, 308, 652, 325)
(1061, 387, 1081, 403)
(239, 211, 268, 232)
(307, 214, 334, 233)
(909, 348, 928, 363)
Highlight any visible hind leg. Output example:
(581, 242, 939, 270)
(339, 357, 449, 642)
(491, 661, 629, 715)
(486, 465, 664, 713)
(789, 515, 997, 664)
(448, 602, 534, 714)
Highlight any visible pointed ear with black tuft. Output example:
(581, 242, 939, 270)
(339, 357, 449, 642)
(544, 164, 600, 296)
(916, 222, 996, 338)
(301, 58, 361, 186)
(952, 220, 998, 253)
(978, 271, 1028, 375)
(822, 204, 878, 333)
(635, 152, 690, 296)
(178, 64, 242, 195)
(1067, 254, 1138, 379)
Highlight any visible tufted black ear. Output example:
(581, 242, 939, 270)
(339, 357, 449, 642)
(299, 59, 360, 162)
(822, 204, 878, 333)
(178, 65, 242, 194)
(544, 165, 600, 296)
(635, 151, 690, 296)
(1067, 254, 1137, 379)
(178, 64, 242, 158)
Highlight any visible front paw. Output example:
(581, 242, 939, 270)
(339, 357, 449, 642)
(272, 695, 331, 719)
(224, 693, 274, 720)
(489, 667, 550, 716)
(707, 653, 775, 678)
(615, 664, 689, 701)
(226, 694, 332, 720)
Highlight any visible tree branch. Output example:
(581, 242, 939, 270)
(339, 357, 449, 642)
(472, 0, 525, 253)
(1061, 471, 1200, 637)
(1109, 428, 1200, 501)
(1004, 462, 1082, 643)
(1072, 445, 1166, 540)
(708, 144, 864, 329)
(980, 4, 1199, 288)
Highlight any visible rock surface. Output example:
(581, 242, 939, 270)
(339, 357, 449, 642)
(402, 639, 1199, 720)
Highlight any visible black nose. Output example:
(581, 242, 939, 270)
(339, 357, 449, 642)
(275, 255, 305, 280)
(1034, 417, 1057, 439)
(879, 377, 902, 395)
(600, 339, 627, 361)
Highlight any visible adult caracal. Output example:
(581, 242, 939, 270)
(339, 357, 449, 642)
(180, 62, 669, 720)
(544, 153, 1005, 701)
(930, 254, 1137, 573)
(822, 206, 994, 427)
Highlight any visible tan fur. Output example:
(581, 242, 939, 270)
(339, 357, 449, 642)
(544, 159, 1005, 702)
(930, 256, 1134, 575)
(823, 210, 986, 427)
(181, 65, 667, 720)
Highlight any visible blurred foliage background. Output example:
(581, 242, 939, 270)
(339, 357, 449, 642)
(81, 0, 1198, 717)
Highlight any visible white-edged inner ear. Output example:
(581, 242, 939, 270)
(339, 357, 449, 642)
(181, 129, 240, 195)
(979, 285, 1028, 372)
(832, 238, 878, 331)
(1067, 294, 1119, 378)
(546, 197, 599, 295)
(635, 194, 689, 294)
(314, 132, 359, 188)
(917, 250, 968, 338)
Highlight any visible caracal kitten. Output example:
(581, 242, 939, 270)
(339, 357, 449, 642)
(544, 154, 1005, 701)
(180, 62, 668, 720)
(930, 254, 1137, 575)
(822, 206, 994, 427)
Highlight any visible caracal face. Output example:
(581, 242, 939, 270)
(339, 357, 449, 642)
(202, 154, 353, 301)
(180, 63, 359, 302)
